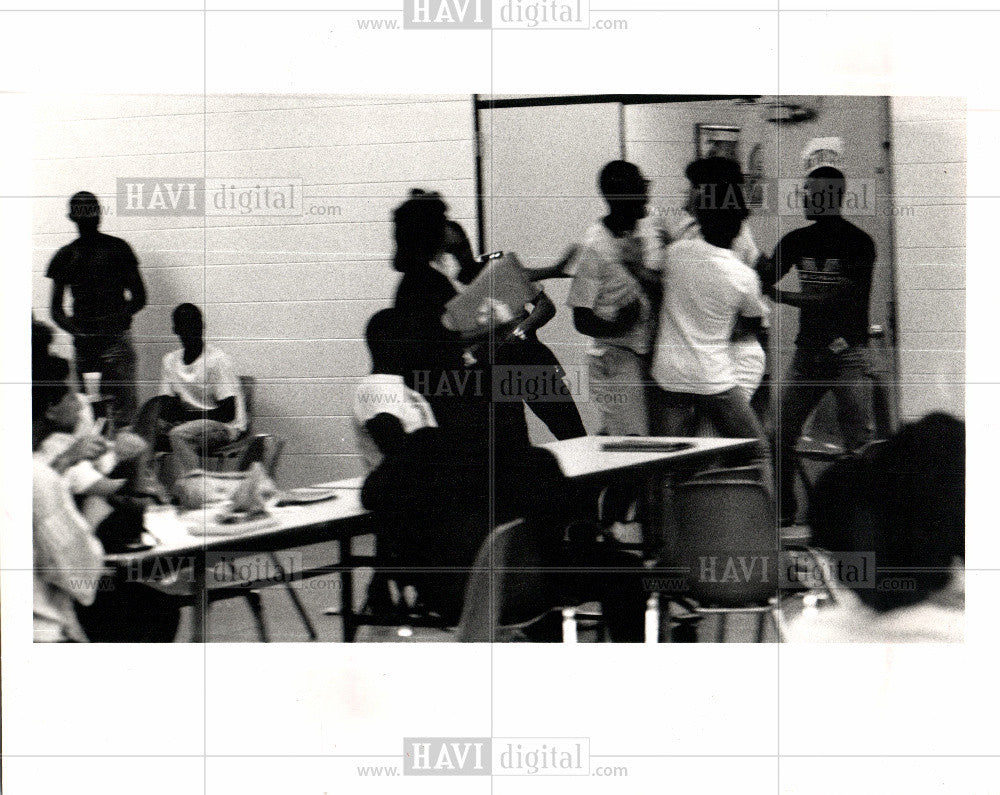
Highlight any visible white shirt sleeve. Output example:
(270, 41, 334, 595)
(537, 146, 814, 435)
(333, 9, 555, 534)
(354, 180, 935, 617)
(211, 350, 240, 403)
(732, 223, 761, 267)
(157, 354, 174, 397)
(736, 268, 767, 318)
(33, 462, 104, 606)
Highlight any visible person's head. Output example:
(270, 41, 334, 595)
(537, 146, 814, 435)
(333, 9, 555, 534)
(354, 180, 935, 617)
(808, 412, 965, 613)
(365, 307, 406, 376)
(684, 157, 749, 249)
(171, 303, 204, 344)
(32, 317, 54, 369)
(32, 354, 78, 439)
(598, 161, 649, 226)
(392, 189, 449, 273)
(68, 191, 101, 235)
(803, 166, 846, 221)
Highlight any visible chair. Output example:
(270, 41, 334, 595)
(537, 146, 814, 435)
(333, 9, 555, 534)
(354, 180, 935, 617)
(456, 519, 574, 642)
(205, 375, 256, 471)
(344, 518, 596, 643)
(654, 470, 783, 642)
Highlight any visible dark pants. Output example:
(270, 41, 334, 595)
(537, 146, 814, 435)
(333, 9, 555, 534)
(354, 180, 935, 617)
(74, 331, 138, 427)
(653, 385, 771, 476)
(775, 346, 874, 524)
(494, 337, 587, 441)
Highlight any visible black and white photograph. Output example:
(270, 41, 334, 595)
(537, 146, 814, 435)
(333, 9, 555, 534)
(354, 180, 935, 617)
(23, 92, 966, 645)
(0, 4, 994, 793)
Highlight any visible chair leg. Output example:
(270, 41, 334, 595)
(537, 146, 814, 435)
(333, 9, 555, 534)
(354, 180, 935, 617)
(282, 583, 319, 641)
(771, 607, 786, 643)
(245, 590, 270, 642)
(561, 608, 578, 643)
(756, 611, 768, 643)
(715, 613, 728, 643)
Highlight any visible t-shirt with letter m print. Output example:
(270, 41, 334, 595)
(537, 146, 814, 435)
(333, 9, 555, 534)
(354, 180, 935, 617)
(767, 217, 876, 350)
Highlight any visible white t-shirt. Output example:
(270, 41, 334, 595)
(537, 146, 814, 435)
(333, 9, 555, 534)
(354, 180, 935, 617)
(652, 238, 768, 395)
(565, 220, 656, 356)
(158, 344, 247, 435)
(32, 458, 103, 642)
(353, 374, 437, 471)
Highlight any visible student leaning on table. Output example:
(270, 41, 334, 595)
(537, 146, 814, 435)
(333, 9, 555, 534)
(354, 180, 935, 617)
(32, 355, 105, 642)
(785, 413, 964, 642)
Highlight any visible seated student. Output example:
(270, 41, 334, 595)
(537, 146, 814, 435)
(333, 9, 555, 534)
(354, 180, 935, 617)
(361, 424, 646, 640)
(354, 307, 438, 472)
(785, 412, 964, 642)
(136, 303, 247, 476)
(32, 356, 106, 642)
(32, 317, 163, 503)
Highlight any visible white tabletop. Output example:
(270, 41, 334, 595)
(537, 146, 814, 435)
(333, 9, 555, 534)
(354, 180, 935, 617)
(542, 435, 757, 481)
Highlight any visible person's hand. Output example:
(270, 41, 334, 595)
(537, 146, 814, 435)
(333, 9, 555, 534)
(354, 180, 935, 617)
(58, 435, 108, 469)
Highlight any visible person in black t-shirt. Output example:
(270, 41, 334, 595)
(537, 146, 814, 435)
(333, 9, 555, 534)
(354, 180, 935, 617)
(47, 192, 147, 426)
(760, 166, 876, 526)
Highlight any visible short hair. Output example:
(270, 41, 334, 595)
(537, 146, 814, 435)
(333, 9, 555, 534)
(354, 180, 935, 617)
(392, 189, 449, 273)
(69, 191, 101, 220)
(598, 160, 647, 199)
(807, 165, 845, 182)
(32, 354, 71, 421)
(685, 156, 745, 188)
(805, 166, 846, 209)
(365, 307, 411, 374)
(809, 412, 965, 612)
(172, 302, 203, 324)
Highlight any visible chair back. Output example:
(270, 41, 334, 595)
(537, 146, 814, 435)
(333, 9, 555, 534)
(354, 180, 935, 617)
(238, 375, 255, 436)
(456, 518, 554, 642)
(672, 474, 778, 608)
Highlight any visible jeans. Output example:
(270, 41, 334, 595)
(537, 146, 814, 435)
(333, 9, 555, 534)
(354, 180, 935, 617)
(653, 385, 772, 483)
(167, 419, 235, 474)
(775, 346, 874, 524)
(74, 331, 138, 427)
(588, 345, 649, 436)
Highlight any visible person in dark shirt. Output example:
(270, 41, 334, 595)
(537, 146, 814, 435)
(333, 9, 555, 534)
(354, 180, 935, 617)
(761, 166, 877, 526)
(47, 191, 147, 426)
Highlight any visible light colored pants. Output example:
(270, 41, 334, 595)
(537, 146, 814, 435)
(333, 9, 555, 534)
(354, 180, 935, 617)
(588, 345, 649, 436)
(168, 419, 235, 473)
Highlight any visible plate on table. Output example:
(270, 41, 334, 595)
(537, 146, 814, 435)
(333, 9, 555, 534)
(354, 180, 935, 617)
(276, 487, 340, 506)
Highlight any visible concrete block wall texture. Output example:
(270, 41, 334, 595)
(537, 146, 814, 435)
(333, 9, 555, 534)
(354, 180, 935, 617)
(32, 94, 965, 486)
(889, 96, 966, 421)
(32, 94, 476, 486)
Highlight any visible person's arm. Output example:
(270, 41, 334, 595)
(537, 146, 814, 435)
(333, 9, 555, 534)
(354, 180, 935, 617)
(573, 303, 640, 339)
(49, 281, 77, 336)
(504, 290, 555, 343)
(758, 236, 796, 291)
(33, 469, 103, 607)
(121, 243, 147, 316)
(365, 413, 407, 459)
(524, 245, 580, 281)
(49, 436, 108, 474)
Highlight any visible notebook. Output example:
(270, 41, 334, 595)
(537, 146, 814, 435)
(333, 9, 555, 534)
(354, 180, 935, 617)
(443, 252, 537, 336)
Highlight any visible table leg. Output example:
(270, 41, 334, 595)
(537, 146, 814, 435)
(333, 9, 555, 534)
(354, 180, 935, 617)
(190, 551, 207, 643)
(341, 537, 357, 642)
